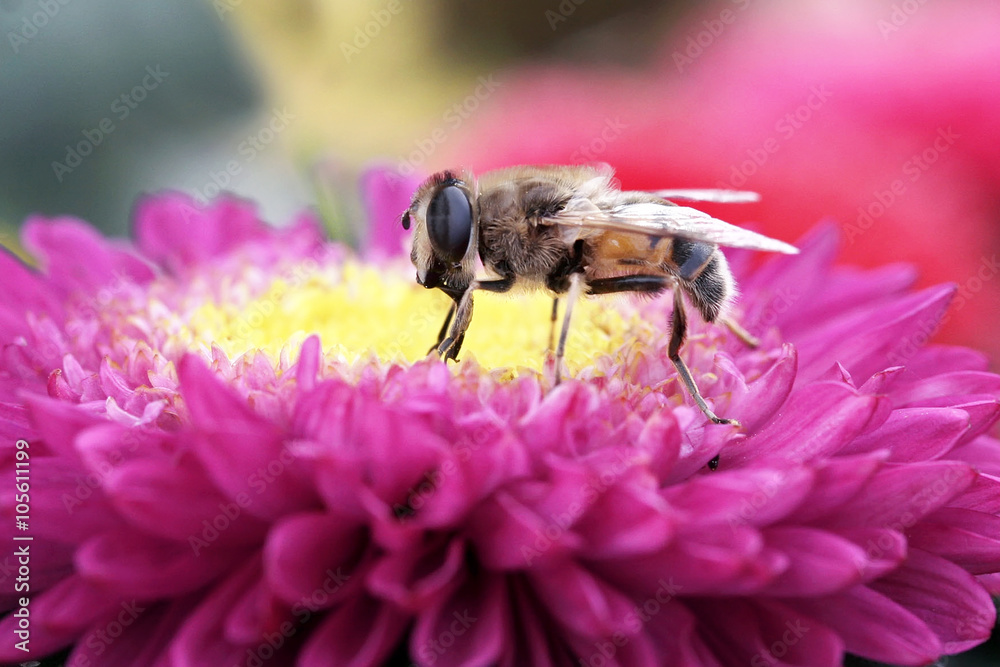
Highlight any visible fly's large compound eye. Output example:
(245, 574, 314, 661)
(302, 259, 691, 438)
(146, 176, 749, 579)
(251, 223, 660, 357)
(426, 185, 473, 264)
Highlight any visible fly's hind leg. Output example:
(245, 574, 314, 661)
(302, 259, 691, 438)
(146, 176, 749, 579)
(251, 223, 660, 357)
(668, 289, 740, 427)
(588, 275, 739, 429)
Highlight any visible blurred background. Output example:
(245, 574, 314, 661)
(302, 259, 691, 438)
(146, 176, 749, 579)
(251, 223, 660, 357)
(1, 0, 999, 664)
(2, 0, 999, 368)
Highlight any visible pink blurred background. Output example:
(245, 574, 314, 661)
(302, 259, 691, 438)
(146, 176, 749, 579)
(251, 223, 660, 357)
(442, 0, 1000, 366)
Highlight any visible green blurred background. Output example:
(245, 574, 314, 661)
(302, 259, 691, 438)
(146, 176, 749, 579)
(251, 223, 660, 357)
(0, 0, 694, 237)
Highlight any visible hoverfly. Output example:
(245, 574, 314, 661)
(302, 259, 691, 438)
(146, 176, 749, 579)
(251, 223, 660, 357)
(401, 164, 797, 428)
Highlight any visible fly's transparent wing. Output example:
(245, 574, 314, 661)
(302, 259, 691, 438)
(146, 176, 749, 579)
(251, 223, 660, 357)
(652, 189, 761, 204)
(557, 201, 799, 254)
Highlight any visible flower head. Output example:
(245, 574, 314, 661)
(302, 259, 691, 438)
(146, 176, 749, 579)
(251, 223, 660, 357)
(1, 192, 998, 666)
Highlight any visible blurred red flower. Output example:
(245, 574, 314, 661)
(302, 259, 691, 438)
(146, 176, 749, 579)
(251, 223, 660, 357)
(447, 0, 1000, 364)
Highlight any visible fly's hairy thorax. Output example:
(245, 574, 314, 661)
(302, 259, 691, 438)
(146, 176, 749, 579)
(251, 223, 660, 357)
(476, 174, 585, 286)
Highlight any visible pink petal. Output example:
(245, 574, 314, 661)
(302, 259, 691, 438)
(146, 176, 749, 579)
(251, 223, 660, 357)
(13, 456, 125, 543)
(134, 193, 261, 273)
(600, 526, 773, 596)
(572, 473, 674, 558)
(841, 407, 970, 461)
(467, 491, 579, 570)
(906, 507, 1000, 575)
(410, 574, 507, 667)
(724, 344, 798, 434)
(103, 456, 268, 545)
(168, 557, 262, 667)
(785, 454, 885, 524)
(760, 526, 868, 596)
(690, 598, 844, 667)
(820, 461, 974, 529)
(733, 382, 885, 465)
(178, 355, 319, 519)
(792, 585, 942, 665)
(644, 600, 726, 667)
(367, 537, 465, 612)
(0, 575, 119, 661)
(949, 473, 1000, 514)
(829, 527, 907, 581)
(299, 595, 409, 667)
(263, 512, 367, 608)
(70, 596, 197, 667)
(795, 285, 955, 386)
(0, 248, 64, 329)
(23, 217, 154, 294)
(662, 466, 814, 528)
(892, 370, 1000, 406)
(295, 335, 322, 392)
(529, 561, 643, 639)
(871, 548, 996, 654)
(76, 528, 243, 598)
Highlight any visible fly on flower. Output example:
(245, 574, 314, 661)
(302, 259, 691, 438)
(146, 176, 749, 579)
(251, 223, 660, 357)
(401, 164, 798, 426)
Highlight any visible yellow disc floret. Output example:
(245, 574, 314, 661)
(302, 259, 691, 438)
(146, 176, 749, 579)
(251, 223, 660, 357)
(183, 258, 631, 374)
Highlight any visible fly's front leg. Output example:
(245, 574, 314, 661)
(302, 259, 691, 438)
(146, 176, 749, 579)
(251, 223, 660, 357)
(548, 298, 559, 353)
(436, 285, 475, 361)
(431, 275, 510, 362)
(429, 302, 456, 354)
(554, 276, 583, 385)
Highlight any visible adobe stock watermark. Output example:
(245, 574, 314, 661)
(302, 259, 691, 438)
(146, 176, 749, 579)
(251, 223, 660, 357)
(744, 287, 800, 334)
(877, 0, 931, 39)
(671, 0, 754, 73)
(886, 253, 1000, 367)
(191, 107, 295, 204)
(7, 0, 72, 54)
(339, 0, 411, 62)
(212, 0, 246, 19)
(189, 445, 298, 556)
(569, 116, 628, 163)
(843, 126, 959, 244)
(221, 253, 332, 348)
(726, 469, 791, 531)
(396, 74, 501, 176)
(75, 600, 146, 665)
(51, 65, 169, 182)
(544, 0, 586, 31)
(716, 84, 832, 189)
(60, 428, 142, 516)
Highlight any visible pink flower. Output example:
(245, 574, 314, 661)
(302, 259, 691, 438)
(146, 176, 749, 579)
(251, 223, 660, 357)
(0, 193, 998, 666)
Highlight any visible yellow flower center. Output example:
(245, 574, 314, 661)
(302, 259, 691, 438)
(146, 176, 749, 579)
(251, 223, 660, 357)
(184, 258, 632, 374)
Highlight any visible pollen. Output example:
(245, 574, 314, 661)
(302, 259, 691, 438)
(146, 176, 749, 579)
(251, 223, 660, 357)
(183, 258, 632, 374)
